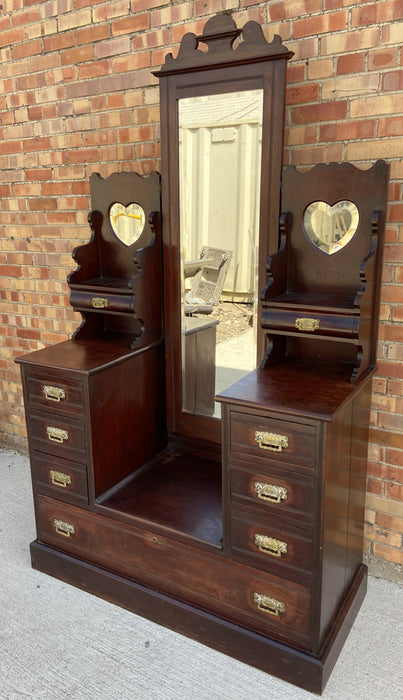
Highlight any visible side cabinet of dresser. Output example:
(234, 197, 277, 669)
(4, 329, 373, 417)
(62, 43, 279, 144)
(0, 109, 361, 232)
(17, 338, 166, 513)
(219, 365, 371, 658)
(22, 364, 89, 509)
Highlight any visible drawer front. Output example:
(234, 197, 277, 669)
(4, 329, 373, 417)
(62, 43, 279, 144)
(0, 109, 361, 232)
(29, 411, 87, 462)
(70, 289, 135, 315)
(36, 497, 312, 648)
(262, 308, 357, 339)
(231, 464, 314, 523)
(231, 412, 316, 471)
(230, 506, 313, 582)
(26, 369, 84, 417)
(31, 452, 88, 506)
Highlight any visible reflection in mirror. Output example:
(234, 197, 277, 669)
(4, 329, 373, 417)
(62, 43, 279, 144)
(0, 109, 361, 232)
(109, 202, 145, 246)
(303, 200, 359, 255)
(179, 90, 263, 417)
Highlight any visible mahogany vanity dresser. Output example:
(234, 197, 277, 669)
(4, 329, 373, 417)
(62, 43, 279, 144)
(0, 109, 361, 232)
(16, 15, 389, 694)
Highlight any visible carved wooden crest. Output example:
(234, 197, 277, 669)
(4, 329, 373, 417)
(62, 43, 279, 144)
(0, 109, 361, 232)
(156, 14, 293, 75)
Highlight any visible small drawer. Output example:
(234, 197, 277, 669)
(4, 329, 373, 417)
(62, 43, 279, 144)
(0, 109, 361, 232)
(26, 369, 84, 417)
(70, 289, 135, 315)
(262, 308, 357, 339)
(230, 411, 316, 470)
(218, 570, 311, 644)
(31, 452, 88, 507)
(230, 505, 313, 582)
(28, 410, 87, 463)
(245, 585, 310, 641)
(231, 464, 315, 523)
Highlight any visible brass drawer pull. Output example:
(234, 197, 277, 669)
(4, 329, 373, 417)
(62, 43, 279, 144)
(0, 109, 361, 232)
(49, 470, 72, 488)
(255, 431, 288, 452)
(46, 426, 69, 443)
(295, 317, 320, 332)
(254, 592, 285, 617)
(53, 519, 75, 538)
(91, 297, 108, 309)
(254, 534, 288, 558)
(254, 481, 288, 504)
(43, 385, 66, 402)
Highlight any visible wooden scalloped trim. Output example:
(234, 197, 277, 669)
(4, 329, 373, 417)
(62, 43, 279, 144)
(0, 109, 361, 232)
(156, 16, 293, 76)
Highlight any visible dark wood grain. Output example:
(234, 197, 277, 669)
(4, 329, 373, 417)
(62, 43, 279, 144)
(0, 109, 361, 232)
(218, 360, 365, 419)
(98, 449, 223, 547)
(88, 343, 167, 497)
(31, 451, 89, 508)
(317, 398, 355, 647)
(230, 463, 315, 522)
(35, 494, 312, 647)
(17, 337, 147, 373)
(230, 504, 314, 585)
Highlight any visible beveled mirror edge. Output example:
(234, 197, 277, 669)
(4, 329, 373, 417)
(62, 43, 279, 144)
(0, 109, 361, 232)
(109, 202, 146, 247)
(303, 200, 360, 256)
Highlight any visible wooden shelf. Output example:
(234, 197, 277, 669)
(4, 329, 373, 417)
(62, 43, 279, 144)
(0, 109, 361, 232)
(98, 449, 223, 548)
(268, 292, 357, 312)
(69, 277, 134, 293)
(261, 162, 389, 383)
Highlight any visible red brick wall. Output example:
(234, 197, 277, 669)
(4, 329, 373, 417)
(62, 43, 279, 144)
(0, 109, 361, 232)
(0, 1, 402, 580)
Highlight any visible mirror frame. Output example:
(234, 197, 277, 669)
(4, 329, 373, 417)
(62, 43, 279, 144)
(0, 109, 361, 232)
(155, 14, 293, 444)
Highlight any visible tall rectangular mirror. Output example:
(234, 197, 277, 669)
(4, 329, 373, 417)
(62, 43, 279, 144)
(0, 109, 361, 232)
(179, 89, 263, 417)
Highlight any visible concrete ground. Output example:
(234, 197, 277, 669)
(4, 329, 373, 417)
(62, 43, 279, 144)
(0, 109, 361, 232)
(1, 448, 402, 700)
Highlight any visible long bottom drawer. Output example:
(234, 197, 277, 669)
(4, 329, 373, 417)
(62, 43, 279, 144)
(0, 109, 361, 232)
(36, 495, 313, 649)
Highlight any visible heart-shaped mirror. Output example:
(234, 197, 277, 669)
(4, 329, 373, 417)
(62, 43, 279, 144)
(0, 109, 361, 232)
(109, 202, 145, 247)
(303, 200, 359, 255)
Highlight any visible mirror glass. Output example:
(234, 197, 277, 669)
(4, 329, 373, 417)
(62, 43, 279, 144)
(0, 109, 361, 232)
(109, 202, 145, 246)
(179, 89, 263, 417)
(303, 200, 359, 255)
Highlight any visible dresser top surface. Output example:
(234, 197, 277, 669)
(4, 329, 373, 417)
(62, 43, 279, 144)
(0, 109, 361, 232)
(217, 360, 373, 421)
(15, 337, 139, 374)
